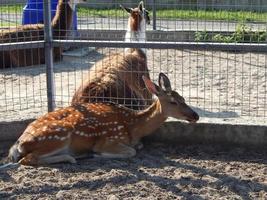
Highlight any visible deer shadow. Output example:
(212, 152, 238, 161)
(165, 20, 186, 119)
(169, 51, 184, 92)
(0, 49, 105, 76)
(192, 106, 239, 118)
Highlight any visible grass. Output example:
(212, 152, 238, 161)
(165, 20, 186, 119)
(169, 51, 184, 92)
(77, 8, 267, 22)
(0, 5, 23, 14)
(0, 4, 266, 22)
(195, 24, 267, 43)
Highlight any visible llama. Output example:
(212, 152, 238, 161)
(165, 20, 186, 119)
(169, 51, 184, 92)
(71, 1, 152, 110)
(7, 73, 199, 166)
(0, 0, 84, 68)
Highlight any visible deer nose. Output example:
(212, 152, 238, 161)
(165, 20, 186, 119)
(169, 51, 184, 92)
(192, 112, 199, 121)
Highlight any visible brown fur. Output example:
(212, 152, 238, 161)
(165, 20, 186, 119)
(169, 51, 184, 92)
(72, 49, 152, 109)
(130, 9, 142, 31)
(0, 0, 74, 68)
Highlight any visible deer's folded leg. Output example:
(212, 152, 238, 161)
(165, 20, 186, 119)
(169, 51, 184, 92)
(93, 142, 136, 159)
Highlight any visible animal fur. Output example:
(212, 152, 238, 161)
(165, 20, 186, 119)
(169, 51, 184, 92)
(72, 48, 151, 109)
(72, 1, 152, 110)
(0, 0, 76, 68)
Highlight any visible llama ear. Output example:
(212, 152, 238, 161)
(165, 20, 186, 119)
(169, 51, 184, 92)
(142, 76, 161, 96)
(138, 1, 144, 11)
(120, 5, 132, 14)
(158, 73, 172, 92)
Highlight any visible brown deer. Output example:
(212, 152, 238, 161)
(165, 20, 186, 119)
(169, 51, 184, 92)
(0, 0, 84, 68)
(71, 1, 152, 110)
(8, 73, 199, 166)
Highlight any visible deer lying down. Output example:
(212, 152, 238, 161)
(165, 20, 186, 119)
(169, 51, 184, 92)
(8, 73, 199, 166)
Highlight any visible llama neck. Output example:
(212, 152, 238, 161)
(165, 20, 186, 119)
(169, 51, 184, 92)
(129, 99, 167, 144)
(125, 16, 146, 53)
(52, 0, 74, 37)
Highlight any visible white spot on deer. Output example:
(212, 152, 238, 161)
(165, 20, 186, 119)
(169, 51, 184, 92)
(117, 125, 124, 130)
(75, 131, 80, 135)
(80, 132, 85, 136)
(54, 135, 60, 140)
(114, 121, 118, 124)
(120, 137, 125, 140)
(42, 126, 48, 132)
(48, 136, 53, 140)
(102, 131, 107, 135)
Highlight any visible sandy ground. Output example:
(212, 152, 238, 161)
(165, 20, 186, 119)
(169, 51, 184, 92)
(0, 48, 266, 125)
(0, 143, 266, 199)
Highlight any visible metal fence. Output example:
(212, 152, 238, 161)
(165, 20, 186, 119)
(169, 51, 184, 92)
(0, 0, 266, 123)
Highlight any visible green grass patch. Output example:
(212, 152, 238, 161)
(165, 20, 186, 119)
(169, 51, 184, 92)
(0, 4, 266, 22)
(195, 24, 267, 43)
(0, 5, 23, 14)
(77, 8, 267, 22)
(0, 21, 18, 28)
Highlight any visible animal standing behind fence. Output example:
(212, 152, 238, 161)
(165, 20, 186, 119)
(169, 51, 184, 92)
(71, 1, 152, 110)
(0, 0, 84, 68)
(8, 73, 199, 166)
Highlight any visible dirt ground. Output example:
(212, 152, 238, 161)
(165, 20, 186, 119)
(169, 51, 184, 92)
(0, 48, 266, 125)
(0, 143, 266, 199)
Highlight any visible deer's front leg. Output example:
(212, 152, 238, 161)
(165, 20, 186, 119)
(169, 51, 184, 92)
(93, 141, 136, 159)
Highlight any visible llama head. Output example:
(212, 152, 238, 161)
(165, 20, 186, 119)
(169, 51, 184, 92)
(120, 1, 150, 27)
(68, 0, 87, 10)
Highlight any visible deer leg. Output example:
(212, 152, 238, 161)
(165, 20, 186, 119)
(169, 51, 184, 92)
(18, 153, 39, 166)
(38, 154, 77, 164)
(134, 141, 144, 150)
(93, 143, 136, 159)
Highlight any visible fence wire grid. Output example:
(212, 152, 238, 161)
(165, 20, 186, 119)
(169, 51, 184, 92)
(0, 0, 267, 123)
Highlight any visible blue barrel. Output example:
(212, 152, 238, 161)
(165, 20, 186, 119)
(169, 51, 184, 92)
(22, 0, 77, 30)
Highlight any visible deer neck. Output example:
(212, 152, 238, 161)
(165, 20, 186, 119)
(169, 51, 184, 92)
(129, 99, 167, 144)
(52, 0, 74, 37)
(125, 16, 146, 53)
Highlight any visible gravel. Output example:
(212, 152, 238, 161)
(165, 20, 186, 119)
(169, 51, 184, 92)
(0, 143, 266, 199)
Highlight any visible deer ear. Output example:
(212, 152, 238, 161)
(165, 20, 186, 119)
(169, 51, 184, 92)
(138, 1, 144, 11)
(120, 5, 132, 13)
(142, 76, 161, 96)
(158, 73, 172, 92)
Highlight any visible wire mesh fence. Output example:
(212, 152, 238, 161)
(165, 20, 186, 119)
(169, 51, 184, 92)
(0, 0, 266, 123)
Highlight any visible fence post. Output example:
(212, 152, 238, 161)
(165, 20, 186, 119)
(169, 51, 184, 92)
(43, 0, 55, 112)
(152, 0, 156, 30)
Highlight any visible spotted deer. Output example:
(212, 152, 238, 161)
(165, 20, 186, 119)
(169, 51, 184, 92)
(71, 1, 152, 110)
(8, 73, 199, 166)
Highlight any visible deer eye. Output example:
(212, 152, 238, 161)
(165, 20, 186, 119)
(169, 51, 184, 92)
(170, 101, 177, 105)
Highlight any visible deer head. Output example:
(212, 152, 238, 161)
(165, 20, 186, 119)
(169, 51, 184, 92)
(120, 1, 150, 26)
(67, 0, 86, 10)
(142, 73, 199, 123)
